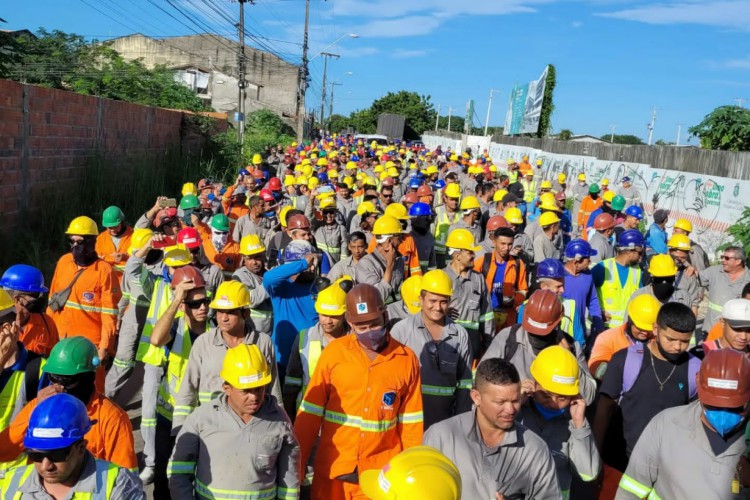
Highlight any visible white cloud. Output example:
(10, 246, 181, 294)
(355, 16, 444, 38)
(391, 49, 431, 59)
(597, 1, 750, 30)
(571, 20, 584, 28)
(723, 55, 750, 69)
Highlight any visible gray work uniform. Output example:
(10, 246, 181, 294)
(589, 231, 615, 265)
(453, 220, 483, 245)
(169, 394, 300, 500)
(616, 400, 744, 500)
(357, 250, 405, 304)
(232, 267, 274, 335)
(232, 214, 273, 244)
(443, 266, 494, 360)
(337, 196, 356, 223)
(172, 325, 281, 434)
(196, 257, 224, 299)
(314, 224, 349, 264)
(525, 220, 541, 240)
(423, 410, 562, 500)
(135, 213, 153, 229)
(675, 267, 701, 307)
(514, 232, 534, 263)
(517, 403, 601, 495)
(616, 185, 643, 209)
(630, 285, 693, 309)
(479, 237, 494, 257)
(391, 313, 473, 429)
(689, 240, 710, 273)
(698, 265, 750, 331)
(570, 183, 589, 225)
(385, 301, 410, 328)
(481, 326, 597, 405)
(3, 453, 145, 500)
(533, 233, 562, 263)
(410, 230, 437, 272)
(326, 256, 360, 282)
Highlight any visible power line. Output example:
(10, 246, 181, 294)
(77, 0, 141, 34)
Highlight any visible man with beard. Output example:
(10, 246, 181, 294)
(0, 337, 137, 470)
(0, 393, 144, 499)
(48, 216, 121, 393)
(95, 205, 133, 281)
(409, 202, 437, 273)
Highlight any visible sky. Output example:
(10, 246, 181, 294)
(6, 0, 750, 142)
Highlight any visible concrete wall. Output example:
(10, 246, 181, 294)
(0, 79, 222, 228)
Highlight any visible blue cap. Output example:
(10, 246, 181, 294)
(622, 176, 631, 182)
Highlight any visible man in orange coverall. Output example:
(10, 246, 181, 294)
(95, 205, 133, 280)
(293, 283, 423, 500)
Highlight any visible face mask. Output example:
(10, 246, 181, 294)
(71, 239, 98, 266)
(704, 408, 744, 437)
(356, 327, 387, 351)
(144, 249, 163, 266)
(212, 231, 228, 251)
(533, 399, 566, 421)
(263, 210, 276, 218)
(25, 296, 48, 314)
(652, 280, 675, 301)
(411, 217, 430, 233)
(579, 181, 585, 186)
(656, 338, 686, 363)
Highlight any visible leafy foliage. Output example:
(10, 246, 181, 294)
(600, 134, 644, 145)
(336, 91, 436, 140)
(558, 129, 573, 140)
(0, 21, 24, 78)
(536, 64, 556, 138)
(688, 105, 750, 151)
(723, 207, 750, 257)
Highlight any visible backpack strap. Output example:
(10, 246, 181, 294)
(503, 324, 523, 361)
(687, 354, 701, 399)
(482, 253, 491, 277)
(620, 343, 645, 401)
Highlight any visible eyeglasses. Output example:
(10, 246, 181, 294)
(48, 373, 80, 390)
(68, 239, 85, 247)
(184, 298, 210, 309)
(722, 255, 737, 261)
(28, 445, 75, 463)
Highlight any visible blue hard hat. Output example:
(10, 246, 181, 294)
(408, 202, 433, 217)
(617, 229, 646, 249)
(565, 239, 598, 260)
(0, 264, 48, 294)
(239, 168, 250, 177)
(25, 393, 92, 451)
(434, 180, 446, 190)
(282, 240, 315, 264)
(624, 205, 644, 220)
(317, 172, 329, 183)
(415, 171, 425, 180)
(408, 179, 422, 190)
(536, 258, 565, 280)
(350, 155, 359, 161)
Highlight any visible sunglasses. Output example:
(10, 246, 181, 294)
(381, 193, 394, 198)
(184, 298, 210, 309)
(49, 374, 80, 389)
(28, 445, 75, 463)
(722, 255, 738, 261)
(68, 239, 85, 247)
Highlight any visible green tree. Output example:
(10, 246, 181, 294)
(368, 91, 436, 140)
(537, 64, 556, 138)
(558, 129, 573, 140)
(436, 116, 465, 134)
(600, 134, 644, 145)
(688, 105, 750, 151)
(0, 20, 23, 78)
(327, 114, 349, 134)
(349, 108, 376, 134)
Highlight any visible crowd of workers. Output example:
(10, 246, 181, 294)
(0, 137, 749, 499)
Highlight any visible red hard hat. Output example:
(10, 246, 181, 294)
(698, 348, 750, 408)
(287, 214, 311, 230)
(593, 213, 616, 231)
(268, 177, 282, 192)
(522, 289, 563, 336)
(345, 284, 386, 324)
(486, 215, 510, 232)
(416, 185, 432, 197)
(403, 192, 418, 204)
(252, 169, 265, 180)
(381, 177, 395, 187)
(177, 227, 201, 249)
(170, 265, 206, 289)
(154, 208, 178, 228)
(259, 189, 275, 202)
(197, 178, 213, 190)
(555, 191, 566, 201)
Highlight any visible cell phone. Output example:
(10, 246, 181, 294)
(152, 236, 177, 249)
(159, 198, 177, 208)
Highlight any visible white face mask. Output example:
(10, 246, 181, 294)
(211, 230, 229, 251)
(579, 181, 585, 186)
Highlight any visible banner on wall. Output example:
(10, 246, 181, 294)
(504, 66, 548, 136)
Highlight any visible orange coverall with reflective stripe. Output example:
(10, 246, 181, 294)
(294, 333, 423, 500)
(473, 254, 528, 330)
(0, 393, 137, 470)
(47, 255, 121, 353)
(95, 226, 133, 278)
(19, 313, 59, 358)
(577, 196, 603, 236)
(221, 184, 250, 233)
(194, 221, 242, 272)
(367, 233, 423, 278)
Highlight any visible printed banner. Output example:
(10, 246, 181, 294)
(504, 66, 548, 136)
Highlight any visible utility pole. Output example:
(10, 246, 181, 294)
(734, 98, 747, 108)
(484, 89, 500, 136)
(319, 52, 339, 135)
(295, 0, 310, 142)
(435, 104, 440, 131)
(328, 82, 342, 131)
(236, 0, 251, 160)
(610, 125, 616, 143)
(447, 106, 453, 132)
(676, 124, 682, 146)
(647, 107, 658, 146)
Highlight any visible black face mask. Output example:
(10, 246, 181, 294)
(528, 330, 557, 354)
(111, 225, 127, 237)
(71, 239, 98, 267)
(657, 339, 687, 363)
(25, 296, 48, 314)
(63, 372, 96, 405)
(411, 217, 430, 234)
(144, 249, 163, 266)
(652, 278, 675, 302)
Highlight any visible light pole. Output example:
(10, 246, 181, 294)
(309, 33, 358, 62)
(295, 0, 310, 142)
(610, 125, 616, 143)
(329, 81, 342, 130)
(236, 0, 251, 162)
(319, 52, 339, 134)
(483, 89, 500, 136)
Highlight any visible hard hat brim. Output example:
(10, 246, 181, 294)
(225, 372, 272, 390)
(359, 469, 387, 500)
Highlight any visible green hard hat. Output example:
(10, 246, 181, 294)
(611, 195, 626, 211)
(101, 206, 125, 228)
(43, 337, 100, 376)
(588, 183, 600, 194)
(179, 195, 200, 210)
(210, 214, 230, 232)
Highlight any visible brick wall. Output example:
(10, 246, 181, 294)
(0, 79, 224, 227)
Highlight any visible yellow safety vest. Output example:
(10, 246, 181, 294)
(1, 459, 119, 499)
(521, 179, 538, 203)
(156, 318, 203, 422)
(596, 258, 642, 328)
(0, 368, 27, 472)
(136, 278, 182, 367)
(508, 170, 519, 184)
(561, 298, 576, 338)
(433, 208, 460, 254)
(293, 327, 324, 410)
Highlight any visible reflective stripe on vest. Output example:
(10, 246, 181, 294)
(294, 329, 323, 410)
(597, 259, 641, 327)
(708, 301, 724, 312)
(0, 370, 27, 471)
(522, 180, 537, 202)
(560, 298, 577, 338)
(195, 478, 278, 500)
(136, 278, 182, 366)
(156, 317, 198, 421)
(1, 459, 119, 499)
(433, 209, 459, 254)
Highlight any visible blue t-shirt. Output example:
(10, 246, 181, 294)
(491, 261, 508, 309)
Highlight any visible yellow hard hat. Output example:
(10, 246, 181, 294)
(182, 182, 197, 196)
(295, 176, 309, 187)
(302, 165, 313, 178)
(530, 345, 580, 396)
(128, 228, 154, 255)
(446, 229, 480, 252)
(577, 173, 586, 181)
(401, 275, 423, 314)
(421, 269, 453, 297)
(359, 446, 461, 500)
(163, 247, 192, 267)
(444, 183, 461, 199)
(540, 180, 553, 190)
(316, 158, 328, 167)
(536, 159, 543, 166)
(346, 161, 357, 170)
(239, 234, 266, 256)
(319, 198, 336, 211)
(283, 175, 296, 187)
(252, 153, 262, 165)
(385, 203, 409, 221)
(450, 154, 459, 162)
(603, 190, 615, 203)
(301, 158, 311, 167)
(374, 165, 385, 174)
(379, 172, 390, 181)
(540, 192, 556, 205)
(385, 160, 395, 169)
(674, 218, 693, 233)
(649, 254, 677, 277)
(365, 176, 378, 187)
(0, 289, 14, 317)
(328, 170, 339, 179)
(601, 178, 610, 186)
(65, 216, 98, 237)
(357, 201, 378, 217)
(308, 177, 319, 190)
(628, 294, 661, 331)
(387, 167, 399, 178)
(426, 165, 439, 175)
(539, 201, 561, 212)
(210, 281, 251, 310)
(558, 173, 567, 183)
(459, 196, 481, 211)
(315, 281, 348, 316)
(505, 207, 524, 225)
(279, 206, 293, 228)
(667, 233, 691, 251)
(539, 212, 561, 227)
(493, 189, 508, 203)
(506, 158, 515, 165)
(220, 344, 272, 389)
(372, 215, 403, 236)
(489, 165, 498, 173)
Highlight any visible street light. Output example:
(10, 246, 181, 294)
(309, 33, 359, 62)
(483, 88, 501, 136)
(328, 72, 353, 130)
